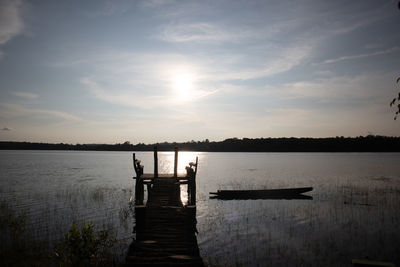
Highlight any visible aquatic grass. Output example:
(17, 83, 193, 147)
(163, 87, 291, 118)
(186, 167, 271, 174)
(0, 188, 133, 266)
(0, 206, 122, 266)
(0, 201, 52, 266)
(0, 182, 135, 266)
(198, 178, 400, 266)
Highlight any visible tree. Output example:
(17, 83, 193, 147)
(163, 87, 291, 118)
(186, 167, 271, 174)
(392, 2, 400, 120)
(390, 78, 400, 120)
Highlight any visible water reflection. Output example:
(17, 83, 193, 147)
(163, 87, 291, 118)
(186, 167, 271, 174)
(180, 184, 189, 205)
(157, 151, 201, 174)
(157, 151, 200, 206)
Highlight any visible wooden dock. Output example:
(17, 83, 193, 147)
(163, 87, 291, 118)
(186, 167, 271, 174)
(125, 148, 203, 266)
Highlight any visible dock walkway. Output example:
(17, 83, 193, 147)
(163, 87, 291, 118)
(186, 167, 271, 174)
(125, 149, 203, 266)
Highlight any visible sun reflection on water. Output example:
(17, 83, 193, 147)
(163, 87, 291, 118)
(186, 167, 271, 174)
(158, 151, 200, 205)
(158, 151, 200, 174)
(180, 184, 188, 205)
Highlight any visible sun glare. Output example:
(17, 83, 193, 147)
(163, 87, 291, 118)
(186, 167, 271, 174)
(171, 68, 196, 102)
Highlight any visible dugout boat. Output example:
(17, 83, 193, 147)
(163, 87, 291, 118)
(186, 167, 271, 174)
(209, 187, 313, 200)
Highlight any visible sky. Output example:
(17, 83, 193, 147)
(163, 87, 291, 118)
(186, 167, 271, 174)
(0, 0, 400, 144)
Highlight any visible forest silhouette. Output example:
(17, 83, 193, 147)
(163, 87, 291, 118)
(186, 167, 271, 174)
(1, 135, 400, 152)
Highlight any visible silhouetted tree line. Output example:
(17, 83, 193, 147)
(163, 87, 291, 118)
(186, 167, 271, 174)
(1, 136, 400, 152)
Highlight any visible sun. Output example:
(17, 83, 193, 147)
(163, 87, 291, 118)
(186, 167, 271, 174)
(171, 69, 195, 102)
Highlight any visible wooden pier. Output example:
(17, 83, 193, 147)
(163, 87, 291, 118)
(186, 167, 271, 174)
(125, 148, 203, 266)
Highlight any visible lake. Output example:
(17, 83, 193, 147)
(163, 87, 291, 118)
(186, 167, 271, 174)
(1, 150, 400, 266)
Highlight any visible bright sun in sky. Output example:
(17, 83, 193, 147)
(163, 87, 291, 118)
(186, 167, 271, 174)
(171, 69, 195, 102)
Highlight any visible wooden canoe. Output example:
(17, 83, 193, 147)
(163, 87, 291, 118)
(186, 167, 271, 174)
(209, 187, 313, 200)
(352, 259, 396, 267)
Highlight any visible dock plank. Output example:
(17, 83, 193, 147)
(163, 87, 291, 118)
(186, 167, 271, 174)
(140, 173, 188, 179)
(125, 177, 203, 267)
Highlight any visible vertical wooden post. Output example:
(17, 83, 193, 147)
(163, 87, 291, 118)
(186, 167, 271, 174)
(133, 153, 144, 205)
(187, 177, 191, 204)
(194, 156, 198, 176)
(190, 156, 198, 206)
(154, 146, 158, 179)
(174, 147, 178, 178)
(146, 183, 151, 200)
(135, 178, 144, 205)
(132, 153, 137, 177)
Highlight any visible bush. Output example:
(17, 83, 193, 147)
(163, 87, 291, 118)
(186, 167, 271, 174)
(55, 222, 116, 267)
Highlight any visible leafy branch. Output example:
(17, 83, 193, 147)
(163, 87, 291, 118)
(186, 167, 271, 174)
(391, 2, 400, 120)
(390, 78, 400, 120)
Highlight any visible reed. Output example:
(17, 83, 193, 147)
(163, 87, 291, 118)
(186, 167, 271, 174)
(197, 180, 400, 266)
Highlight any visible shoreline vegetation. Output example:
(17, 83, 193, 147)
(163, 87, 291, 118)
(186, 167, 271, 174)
(0, 200, 119, 266)
(1, 135, 400, 152)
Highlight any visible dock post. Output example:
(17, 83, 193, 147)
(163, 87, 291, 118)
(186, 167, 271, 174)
(132, 153, 136, 175)
(135, 177, 144, 205)
(133, 153, 144, 205)
(187, 182, 191, 205)
(174, 147, 178, 179)
(190, 156, 198, 205)
(192, 180, 196, 205)
(154, 146, 158, 179)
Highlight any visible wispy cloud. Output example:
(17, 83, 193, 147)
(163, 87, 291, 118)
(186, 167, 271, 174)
(74, 41, 310, 111)
(141, 0, 177, 8)
(82, 0, 132, 17)
(0, 0, 26, 60)
(13, 91, 38, 99)
(158, 22, 252, 43)
(282, 71, 397, 105)
(0, 103, 83, 122)
(81, 75, 217, 109)
(156, 16, 301, 45)
(0, 0, 25, 44)
(323, 47, 400, 64)
(199, 45, 312, 81)
(307, 1, 391, 37)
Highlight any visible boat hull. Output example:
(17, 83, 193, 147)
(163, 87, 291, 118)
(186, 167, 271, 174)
(209, 187, 313, 200)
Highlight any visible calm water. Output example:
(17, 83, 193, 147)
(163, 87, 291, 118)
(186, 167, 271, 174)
(1, 150, 400, 266)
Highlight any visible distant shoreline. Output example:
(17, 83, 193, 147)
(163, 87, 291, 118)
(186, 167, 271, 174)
(1, 136, 400, 152)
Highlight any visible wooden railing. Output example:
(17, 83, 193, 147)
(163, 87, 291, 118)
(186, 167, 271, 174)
(132, 147, 198, 206)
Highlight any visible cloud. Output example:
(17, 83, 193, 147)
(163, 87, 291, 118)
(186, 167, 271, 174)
(280, 72, 397, 107)
(199, 45, 311, 82)
(81, 75, 217, 109)
(156, 17, 300, 45)
(141, 0, 177, 8)
(73, 43, 311, 111)
(0, 0, 25, 45)
(0, 0, 26, 61)
(158, 22, 252, 43)
(323, 47, 400, 64)
(13, 91, 38, 99)
(80, 76, 168, 109)
(0, 103, 83, 122)
(82, 0, 132, 17)
(1, 127, 11, 131)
